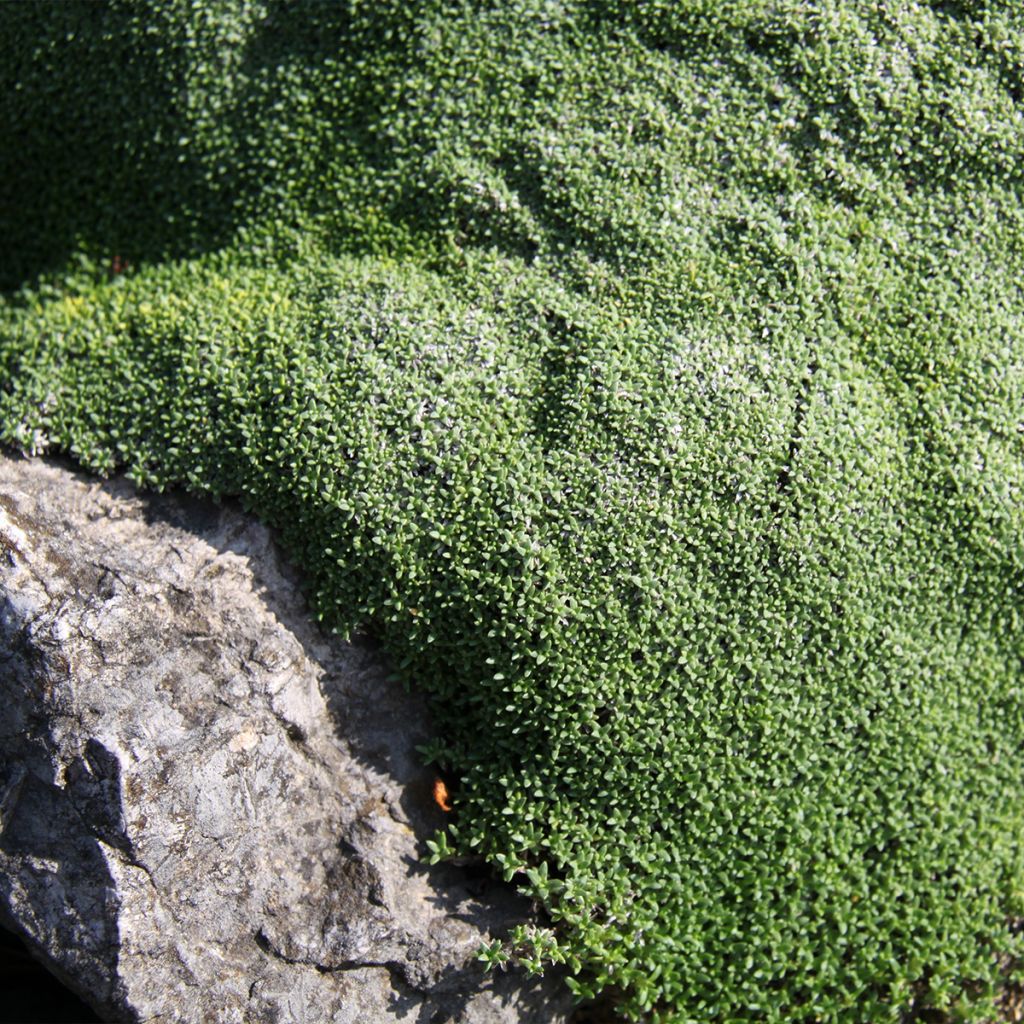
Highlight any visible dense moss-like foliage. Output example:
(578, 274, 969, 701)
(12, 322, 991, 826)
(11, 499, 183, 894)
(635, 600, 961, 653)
(3, 2, 1024, 1019)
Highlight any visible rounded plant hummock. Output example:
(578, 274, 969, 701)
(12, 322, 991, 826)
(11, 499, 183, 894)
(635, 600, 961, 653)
(2, 3, 1024, 1021)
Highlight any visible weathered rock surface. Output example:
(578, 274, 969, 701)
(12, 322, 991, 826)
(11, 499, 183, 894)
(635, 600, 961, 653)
(0, 453, 572, 1024)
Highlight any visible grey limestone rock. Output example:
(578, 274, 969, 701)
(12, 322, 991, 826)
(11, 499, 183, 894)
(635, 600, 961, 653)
(0, 453, 573, 1024)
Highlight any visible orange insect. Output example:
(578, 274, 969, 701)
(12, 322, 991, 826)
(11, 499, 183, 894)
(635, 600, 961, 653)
(432, 777, 453, 812)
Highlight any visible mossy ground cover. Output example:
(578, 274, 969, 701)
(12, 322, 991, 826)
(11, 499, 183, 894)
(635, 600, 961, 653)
(2, 2, 1024, 1020)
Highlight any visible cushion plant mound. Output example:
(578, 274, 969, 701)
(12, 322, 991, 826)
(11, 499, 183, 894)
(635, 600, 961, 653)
(2, 2, 1024, 1020)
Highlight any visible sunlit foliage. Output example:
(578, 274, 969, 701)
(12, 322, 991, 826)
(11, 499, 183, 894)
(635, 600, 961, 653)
(3, 2, 1024, 1020)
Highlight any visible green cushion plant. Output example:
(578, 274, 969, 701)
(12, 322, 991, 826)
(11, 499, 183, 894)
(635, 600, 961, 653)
(2, 2, 1024, 1020)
